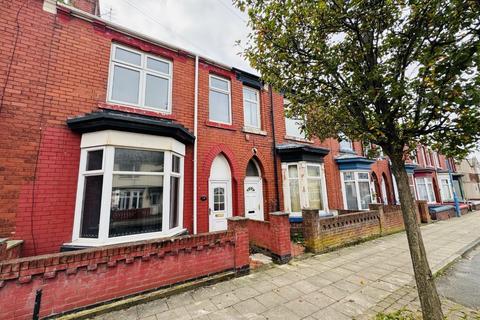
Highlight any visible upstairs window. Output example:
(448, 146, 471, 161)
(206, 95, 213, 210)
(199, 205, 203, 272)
(243, 86, 261, 129)
(108, 44, 173, 113)
(209, 75, 232, 124)
(339, 138, 353, 152)
(284, 99, 306, 139)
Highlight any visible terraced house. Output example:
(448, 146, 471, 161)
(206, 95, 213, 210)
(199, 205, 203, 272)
(0, 0, 460, 258)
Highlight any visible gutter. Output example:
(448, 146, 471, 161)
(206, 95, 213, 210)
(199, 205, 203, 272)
(193, 55, 199, 234)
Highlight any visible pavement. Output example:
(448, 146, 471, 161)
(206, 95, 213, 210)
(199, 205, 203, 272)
(92, 211, 480, 320)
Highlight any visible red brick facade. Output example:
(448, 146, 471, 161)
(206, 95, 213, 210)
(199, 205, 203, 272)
(0, 0, 452, 257)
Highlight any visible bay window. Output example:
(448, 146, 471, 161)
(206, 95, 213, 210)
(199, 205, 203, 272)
(341, 171, 373, 210)
(209, 75, 232, 124)
(408, 173, 417, 199)
(439, 176, 454, 202)
(283, 162, 328, 216)
(415, 177, 436, 203)
(72, 132, 184, 245)
(108, 44, 173, 113)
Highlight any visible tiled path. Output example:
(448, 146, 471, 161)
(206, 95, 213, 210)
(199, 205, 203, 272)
(94, 212, 480, 320)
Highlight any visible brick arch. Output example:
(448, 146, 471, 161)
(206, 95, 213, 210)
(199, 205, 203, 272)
(201, 145, 241, 220)
(243, 153, 272, 220)
(381, 173, 393, 205)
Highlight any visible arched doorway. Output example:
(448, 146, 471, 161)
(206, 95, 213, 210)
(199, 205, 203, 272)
(244, 159, 264, 221)
(209, 154, 232, 231)
(381, 174, 389, 204)
(371, 172, 381, 203)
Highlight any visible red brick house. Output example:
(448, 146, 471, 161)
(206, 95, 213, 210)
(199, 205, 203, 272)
(0, 0, 453, 257)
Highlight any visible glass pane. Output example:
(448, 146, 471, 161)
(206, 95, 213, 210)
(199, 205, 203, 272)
(209, 90, 230, 123)
(416, 179, 428, 201)
(343, 172, 355, 181)
(114, 149, 164, 172)
(115, 47, 141, 66)
(244, 103, 252, 126)
(80, 175, 103, 238)
(244, 101, 259, 127)
(308, 178, 323, 210)
(340, 139, 352, 151)
(169, 176, 180, 229)
(289, 179, 301, 212)
(285, 117, 305, 138)
(172, 155, 181, 173)
(358, 172, 369, 180)
(214, 187, 225, 211)
(426, 181, 436, 202)
(109, 175, 163, 237)
(246, 160, 259, 177)
(243, 87, 258, 101)
(288, 165, 298, 178)
(145, 74, 169, 110)
(344, 181, 358, 210)
(307, 166, 321, 177)
(147, 57, 170, 74)
(86, 150, 103, 171)
(111, 65, 140, 104)
(211, 77, 229, 91)
(359, 181, 372, 210)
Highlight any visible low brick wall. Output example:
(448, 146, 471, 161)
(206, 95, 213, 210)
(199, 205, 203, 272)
(302, 209, 381, 253)
(0, 218, 249, 320)
(247, 212, 291, 264)
(416, 200, 431, 223)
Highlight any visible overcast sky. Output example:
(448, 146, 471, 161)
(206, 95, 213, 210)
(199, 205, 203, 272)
(98, 0, 479, 160)
(99, 0, 254, 73)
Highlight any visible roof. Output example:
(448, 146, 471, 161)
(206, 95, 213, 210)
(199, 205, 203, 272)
(66, 109, 195, 144)
(276, 144, 330, 163)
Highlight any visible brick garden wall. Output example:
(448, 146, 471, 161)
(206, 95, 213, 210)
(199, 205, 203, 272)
(0, 218, 249, 320)
(246, 212, 291, 264)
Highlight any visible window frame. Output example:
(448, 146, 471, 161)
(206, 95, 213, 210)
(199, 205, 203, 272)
(242, 86, 261, 129)
(208, 75, 232, 125)
(415, 177, 436, 203)
(439, 176, 453, 202)
(72, 145, 184, 246)
(339, 138, 354, 153)
(107, 43, 173, 114)
(340, 170, 373, 211)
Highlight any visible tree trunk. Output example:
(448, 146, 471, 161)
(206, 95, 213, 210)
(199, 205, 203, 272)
(389, 155, 443, 320)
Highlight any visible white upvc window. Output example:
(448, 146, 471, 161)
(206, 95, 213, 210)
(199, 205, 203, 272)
(243, 86, 261, 129)
(415, 177, 436, 203)
(433, 151, 441, 168)
(72, 131, 184, 246)
(410, 150, 418, 164)
(284, 99, 306, 139)
(209, 75, 232, 124)
(341, 171, 373, 210)
(408, 173, 417, 200)
(108, 44, 173, 113)
(439, 175, 454, 202)
(282, 162, 329, 216)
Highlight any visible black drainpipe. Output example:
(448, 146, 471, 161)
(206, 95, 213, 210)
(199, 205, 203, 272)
(269, 84, 281, 211)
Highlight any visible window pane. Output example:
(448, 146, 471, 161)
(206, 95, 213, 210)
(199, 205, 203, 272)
(209, 90, 230, 123)
(115, 47, 141, 66)
(344, 181, 358, 210)
(358, 172, 369, 180)
(86, 150, 103, 171)
(343, 172, 355, 181)
(244, 101, 259, 127)
(285, 117, 305, 138)
(169, 176, 180, 229)
(214, 187, 225, 211)
(111, 65, 140, 104)
(243, 87, 258, 101)
(147, 57, 170, 74)
(211, 77, 229, 91)
(172, 155, 181, 173)
(340, 139, 352, 151)
(358, 181, 372, 210)
(307, 165, 321, 177)
(80, 175, 103, 238)
(109, 175, 163, 237)
(288, 165, 298, 178)
(145, 74, 169, 110)
(289, 179, 301, 212)
(114, 149, 164, 172)
(307, 178, 323, 210)
(416, 179, 428, 201)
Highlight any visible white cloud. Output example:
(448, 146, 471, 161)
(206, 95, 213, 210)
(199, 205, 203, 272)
(99, 0, 255, 73)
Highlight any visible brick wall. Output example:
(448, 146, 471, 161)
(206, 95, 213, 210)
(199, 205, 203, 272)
(0, 217, 249, 320)
(246, 212, 291, 264)
(302, 209, 381, 253)
(0, 240, 23, 262)
(371, 204, 405, 235)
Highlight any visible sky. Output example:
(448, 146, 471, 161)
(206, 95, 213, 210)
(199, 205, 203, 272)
(99, 0, 254, 73)
(98, 0, 480, 160)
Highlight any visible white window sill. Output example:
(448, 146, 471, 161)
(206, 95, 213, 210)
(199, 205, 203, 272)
(243, 126, 267, 136)
(285, 135, 313, 143)
(66, 228, 187, 248)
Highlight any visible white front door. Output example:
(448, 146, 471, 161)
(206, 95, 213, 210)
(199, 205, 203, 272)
(244, 178, 264, 221)
(209, 181, 231, 232)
